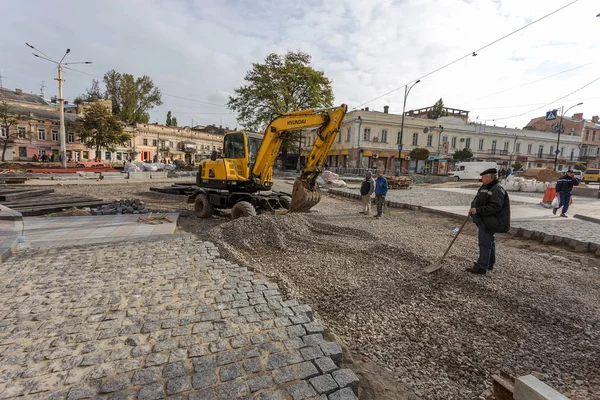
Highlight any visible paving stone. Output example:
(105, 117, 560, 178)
(303, 321, 325, 334)
(219, 363, 244, 382)
(272, 366, 297, 384)
(132, 367, 162, 385)
(230, 335, 250, 349)
(309, 374, 339, 395)
(314, 357, 339, 374)
(216, 349, 243, 366)
(193, 355, 217, 371)
(166, 375, 192, 395)
(302, 334, 325, 347)
(286, 380, 317, 400)
(300, 346, 324, 361)
(192, 369, 218, 389)
(138, 381, 165, 400)
(214, 380, 249, 400)
(189, 388, 216, 400)
(247, 373, 274, 392)
(146, 352, 169, 367)
(327, 387, 358, 400)
(99, 374, 131, 393)
(295, 361, 320, 379)
(319, 342, 343, 366)
(255, 391, 287, 400)
(286, 325, 307, 338)
(163, 361, 187, 378)
(242, 357, 263, 374)
(332, 369, 359, 395)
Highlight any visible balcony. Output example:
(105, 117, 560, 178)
(487, 149, 509, 156)
(579, 154, 598, 161)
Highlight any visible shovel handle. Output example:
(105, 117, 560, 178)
(438, 214, 471, 263)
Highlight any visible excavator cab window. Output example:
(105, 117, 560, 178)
(223, 132, 246, 159)
(248, 137, 260, 165)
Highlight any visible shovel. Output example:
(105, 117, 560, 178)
(425, 214, 471, 274)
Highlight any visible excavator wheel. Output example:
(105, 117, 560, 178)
(194, 194, 214, 218)
(231, 201, 257, 220)
(288, 179, 321, 213)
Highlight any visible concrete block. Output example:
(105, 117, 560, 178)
(128, 172, 152, 179)
(150, 172, 168, 179)
(514, 375, 569, 400)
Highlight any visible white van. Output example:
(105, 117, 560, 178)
(449, 162, 498, 181)
(560, 170, 583, 180)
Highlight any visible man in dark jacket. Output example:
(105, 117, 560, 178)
(553, 169, 579, 217)
(374, 171, 388, 219)
(467, 168, 511, 274)
(360, 171, 375, 215)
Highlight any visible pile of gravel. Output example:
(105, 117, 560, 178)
(91, 199, 149, 215)
(206, 203, 600, 399)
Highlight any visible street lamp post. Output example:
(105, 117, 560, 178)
(553, 102, 583, 171)
(398, 80, 420, 174)
(26, 43, 91, 168)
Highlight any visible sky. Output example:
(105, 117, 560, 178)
(1, 0, 599, 130)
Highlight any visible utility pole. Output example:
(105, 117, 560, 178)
(26, 43, 92, 168)
(40, 81, 46, 98)
(398, 80, 420, 174)
(553, 102, 583, 171)
(0, 71, 7, 89)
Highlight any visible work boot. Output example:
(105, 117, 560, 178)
(552, 208, 557, 215)
(466, 266, 486, 275)
(374, 215, 382, 219)
(560, 213, 568, 218)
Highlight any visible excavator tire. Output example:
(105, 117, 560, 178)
(231, 201, 256, 220)
(279, 196, 292, 210)
(289, 179, 321, 213)
(194, 194, 214, 218)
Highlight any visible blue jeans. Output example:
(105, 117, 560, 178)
(473, 216, 495, 270)
(557, 192, 571, 214)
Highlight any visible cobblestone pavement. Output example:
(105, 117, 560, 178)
(0, 236, 358, 399)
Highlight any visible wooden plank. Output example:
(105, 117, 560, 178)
(17, 201, 110, 216)
(6, 197, 99, 209)
(0, 189, 55, 201)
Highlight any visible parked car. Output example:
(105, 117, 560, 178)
(560, 169, 583, 180)
(583, 168, 600, 183)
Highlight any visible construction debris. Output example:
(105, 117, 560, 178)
(137, 215, 174, 225)
(150, 184, 196, 195)
(91, 199, 148, 215)
(387, 175, 412, 190)
(0, 186, 106, 216)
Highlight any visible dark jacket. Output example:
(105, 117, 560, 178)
(555, 175, 579, 193)
(473, 179, 510, 233)
(375, 176, 388, 196)
(360, 177, 375, 196)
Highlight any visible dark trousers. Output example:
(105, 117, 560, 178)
(557, 192, 571, 214)
(473, 216, 495, 270)
(376, 195, 385, 216)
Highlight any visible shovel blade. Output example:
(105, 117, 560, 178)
(424, 261, 443, 274)
(288, 179, 321, 213)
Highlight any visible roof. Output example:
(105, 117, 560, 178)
(0, 88, 48, 106)
(6, 103, 81, 124)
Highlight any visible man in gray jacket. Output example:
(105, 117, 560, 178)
(360, 171, 375, 215)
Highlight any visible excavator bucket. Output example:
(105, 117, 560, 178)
(288, 179, 321, 213)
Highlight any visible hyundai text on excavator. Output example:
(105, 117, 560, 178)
(186, 104, 347, 219)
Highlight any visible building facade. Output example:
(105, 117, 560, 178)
(302, 106, 582, 174)
(0, 87, 226, 164)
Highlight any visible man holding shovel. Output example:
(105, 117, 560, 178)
(466, 168, 511, 275)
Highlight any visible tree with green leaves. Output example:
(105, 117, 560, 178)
(452, 147, 473, 161)
(103, 70, 163, 124)
(512, 161, 523, 171)
(166, 111, 173, 126)
(227, 51, 334, 169)
(79, 102, 130, 158)
(427, 98, 448, 119)
(171, 117, 177, 127)
(574, 163, 586, 172)
(74, 79, 104, 105)
(410, 147, 430, 160)
(0, 101, 28, 162)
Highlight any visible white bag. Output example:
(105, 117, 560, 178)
(551, 196, 559, 208)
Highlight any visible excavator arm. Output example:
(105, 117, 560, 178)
(251, 104, 348, 212)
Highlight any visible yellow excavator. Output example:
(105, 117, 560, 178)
(187, 104, 347, 219)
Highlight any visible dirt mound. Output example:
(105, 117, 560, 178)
(516, 168, 560, 182)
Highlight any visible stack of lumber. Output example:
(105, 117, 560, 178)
(387, 176, 412, 190)
(0, 172, 29, 185)
(0, 187, 108, 216)
(150, 184, 196, 195)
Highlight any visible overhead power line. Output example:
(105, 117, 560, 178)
(352, 0, 581, 110)
(490, 76, 600, 121)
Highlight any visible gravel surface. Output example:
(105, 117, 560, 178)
(205, 196, 600, 400)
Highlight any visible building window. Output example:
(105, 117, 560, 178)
(593, 131, 597, 141)
(549, 145, 554, 156)
(17, 126, 26, 139)
(442, 135, 448, 144)
(516, 143, 521, 154)
(426, 134, 433, 147)
(346, 128, 351, 141)
(451, 137, 457, 148)
(68, 133, 75, 143)
(0, 127, 6, 137)
(478, 139, 484, 150)
(105, 151, 112, 160)
(527, 144, 532, 154)
(570, 149, 574, 160)
(79, 135, 84, 144)
(143, 139, 148, 146)
(560, 147, 565, 156)
(127, 140, 132, 147)
(38, 127, 46, 141)
(465, 138, 471, 149)
(363, 128, 371, 141)
(152, 139, 157, 146)
(503, 141, 509, 151)
(491, 140, 497, 152)
(381, 129, 388, 143)
(51, 130, 58, 141)
(538, 145, 544, 158)
(412, 133, 418, 146)
(19, 147, 27, 157)
(586, 130, 590, 140)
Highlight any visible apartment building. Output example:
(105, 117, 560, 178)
(302, 105, 582, 174)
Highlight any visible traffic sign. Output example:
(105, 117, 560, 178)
(546, 110, 558, 121)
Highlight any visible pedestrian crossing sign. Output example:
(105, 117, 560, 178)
(546, 110, 558, 121)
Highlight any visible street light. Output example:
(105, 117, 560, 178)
(553, 102, 583, 171)
(398, 80, 420, 174)
(26, 43, 92, 168)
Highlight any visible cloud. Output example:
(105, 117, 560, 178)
(1, 0, 598, 130)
